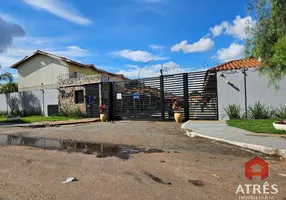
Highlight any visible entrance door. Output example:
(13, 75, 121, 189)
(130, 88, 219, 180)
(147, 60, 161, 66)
(85, 84, 100, 118)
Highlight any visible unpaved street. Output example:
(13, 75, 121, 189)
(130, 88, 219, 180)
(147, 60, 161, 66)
(0, 121, 285, 200)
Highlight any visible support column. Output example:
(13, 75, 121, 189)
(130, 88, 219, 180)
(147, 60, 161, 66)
(160, 75, 165, 121)
(107, 82, 114, 121)
(183, 73, 189, 121)
(99, 83, 102, 105)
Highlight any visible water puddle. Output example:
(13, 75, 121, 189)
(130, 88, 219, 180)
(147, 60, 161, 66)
(0, 134, 164, 160)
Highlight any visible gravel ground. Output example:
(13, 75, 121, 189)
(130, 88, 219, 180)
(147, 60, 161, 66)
(0, 121, 285, 200)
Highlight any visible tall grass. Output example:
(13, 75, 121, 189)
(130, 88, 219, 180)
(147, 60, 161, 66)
(223, 104, 241, 119)
(247, 101, 275, 119)
(59, 108, 86, 118)
(274, 106, 286, 120)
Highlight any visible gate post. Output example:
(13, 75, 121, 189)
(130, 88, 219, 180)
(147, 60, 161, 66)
(160, 75, 165, 121)
(183, 73, 190, 121)
(108, 82, 114, 121)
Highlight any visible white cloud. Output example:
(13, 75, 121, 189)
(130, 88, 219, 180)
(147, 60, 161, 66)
(117, 61, 179, 78)
(149, 44, 164, 50)
(110, 49, 167, 62)
(116, 61, 205, 78)
(0, 12, 18, 23)
(23, 0, 92, 25)
(225, 16, 255, 39)
(216, 43, 244, 62)
(171, 38, 214, 53)
(48, 46, 91, 57)
(12, 73, 18, 79)
(0, 36, 91, 68)
(209, 21, 228, 37)
(209, 16, 255, 39)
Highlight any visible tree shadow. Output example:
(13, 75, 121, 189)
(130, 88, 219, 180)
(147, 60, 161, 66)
(5, 91, 42, 116)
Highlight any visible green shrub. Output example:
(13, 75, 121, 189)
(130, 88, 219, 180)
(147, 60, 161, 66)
(223, 104, 241, 119)
(274, 106, 286, 120)
(4, 109, 42, 118)
(247, 101, 274, 119)
(0, 111, 7, 117)
(59, 108, 86, 118)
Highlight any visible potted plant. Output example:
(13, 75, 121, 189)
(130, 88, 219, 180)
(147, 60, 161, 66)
(273, 106, 286, 131)
(273, 120, 286, 131)
(172, 100, 183, 123)
(98, 104, 107, 122)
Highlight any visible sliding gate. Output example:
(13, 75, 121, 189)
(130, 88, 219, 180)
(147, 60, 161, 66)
(110, 71, 218, 121)
(112, 77, 162, 120)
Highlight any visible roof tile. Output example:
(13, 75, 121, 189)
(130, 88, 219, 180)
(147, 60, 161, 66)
(209, 58, 261, 71)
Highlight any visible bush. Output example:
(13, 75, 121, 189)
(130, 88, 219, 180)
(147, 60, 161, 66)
(223, 104, 241, 119)
(0, 82, 18, 94)
(274, 106, 286, 120)
(0, 111, 7, 117)
(59, 108, 86, 118)
(3, 109, 42, 118)
(247, 101, 274, 119)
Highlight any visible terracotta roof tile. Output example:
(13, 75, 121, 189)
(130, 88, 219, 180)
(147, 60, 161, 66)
(209, 57, 261, 71)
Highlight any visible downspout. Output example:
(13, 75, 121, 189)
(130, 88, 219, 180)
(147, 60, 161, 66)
(243, 69, 248, 118)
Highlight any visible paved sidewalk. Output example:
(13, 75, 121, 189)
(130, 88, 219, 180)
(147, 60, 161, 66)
(182, 121, 286, 156)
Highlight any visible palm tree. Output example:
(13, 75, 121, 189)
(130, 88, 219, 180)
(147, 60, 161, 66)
(0, 72, 14, 82)
(0, 64, 14, 83)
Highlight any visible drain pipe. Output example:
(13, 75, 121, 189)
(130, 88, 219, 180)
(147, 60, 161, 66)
(41, 83, 45, 116)
(243, 69, 248, 118)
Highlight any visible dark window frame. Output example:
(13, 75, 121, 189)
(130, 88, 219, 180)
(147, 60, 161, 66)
(75, 90, 84, 104)
(69, 71, 78, 79)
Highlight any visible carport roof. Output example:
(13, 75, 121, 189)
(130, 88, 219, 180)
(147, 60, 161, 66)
(208, 57, 262, 71)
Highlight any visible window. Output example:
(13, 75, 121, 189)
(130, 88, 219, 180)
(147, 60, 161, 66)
(69, 72, 78, 79)
(75, 90, 84, 104)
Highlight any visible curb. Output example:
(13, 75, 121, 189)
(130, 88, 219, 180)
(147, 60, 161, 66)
(43, 118, 101, 127)
(0, 119, 101, 128)
(181, 121, 286, 158)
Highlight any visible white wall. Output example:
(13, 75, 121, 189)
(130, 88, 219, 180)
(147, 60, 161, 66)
(0, 89, 58, 116)
(217, 69, 286, 120)
(17, 54, 68, 89)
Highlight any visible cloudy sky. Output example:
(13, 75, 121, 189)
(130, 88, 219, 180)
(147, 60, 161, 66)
(0, 0, 254, 79)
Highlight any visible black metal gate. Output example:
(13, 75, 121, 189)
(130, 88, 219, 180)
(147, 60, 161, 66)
(112, 77, 161, 120)
(188, 71, 218, 120)
(85, 84, 100, 118)
(83, 71, 218, 121)
(110, 70, 218, 121)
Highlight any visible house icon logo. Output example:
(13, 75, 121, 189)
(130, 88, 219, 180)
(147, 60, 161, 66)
(245, 157, 269, 180)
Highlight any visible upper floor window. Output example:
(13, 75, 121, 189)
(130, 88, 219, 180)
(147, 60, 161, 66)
(69, 72, 78, 79)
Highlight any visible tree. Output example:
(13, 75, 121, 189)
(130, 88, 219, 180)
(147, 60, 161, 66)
(0, 65, 15, 93)
(246, 0, 286, 90)
(0, 72, 13, 83)
(0, 82, 18, 93)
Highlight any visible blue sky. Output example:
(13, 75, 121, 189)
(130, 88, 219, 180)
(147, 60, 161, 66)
(0, 0, 255, 79)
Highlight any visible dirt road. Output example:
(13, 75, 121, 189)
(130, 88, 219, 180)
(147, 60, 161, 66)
(0, 121, 285, 200)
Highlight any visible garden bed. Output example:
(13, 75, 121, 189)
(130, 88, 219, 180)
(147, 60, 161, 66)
(227, 119, 286, 134)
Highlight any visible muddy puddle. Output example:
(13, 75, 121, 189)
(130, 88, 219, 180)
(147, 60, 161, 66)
(0, 134, 164, 159)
